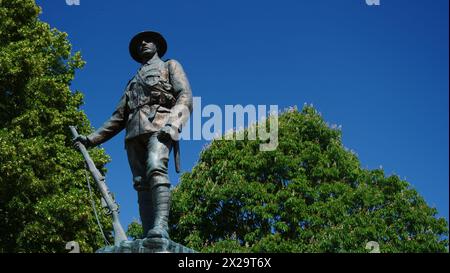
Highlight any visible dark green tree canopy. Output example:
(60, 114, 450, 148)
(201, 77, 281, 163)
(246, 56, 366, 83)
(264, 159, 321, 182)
(170, 106, 448, 253)
(0, 0, 111, 252)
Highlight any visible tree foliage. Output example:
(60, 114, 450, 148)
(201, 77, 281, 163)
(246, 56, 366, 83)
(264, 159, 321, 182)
(126, 220, 144, 241)
(170, 106, 448, 253)
(0, 0, 112, 252)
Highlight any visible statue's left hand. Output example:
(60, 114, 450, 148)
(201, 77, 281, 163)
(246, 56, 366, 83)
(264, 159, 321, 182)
(157, 125, 173, 142)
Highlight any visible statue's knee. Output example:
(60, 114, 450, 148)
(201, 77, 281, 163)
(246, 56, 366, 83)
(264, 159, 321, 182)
(146, 166, 171, 188)
(146, 167, 167, 182)
(146, 155, 168, 177)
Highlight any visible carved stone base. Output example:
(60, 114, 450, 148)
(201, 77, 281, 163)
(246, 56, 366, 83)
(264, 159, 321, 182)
(96, 237, 196, 253)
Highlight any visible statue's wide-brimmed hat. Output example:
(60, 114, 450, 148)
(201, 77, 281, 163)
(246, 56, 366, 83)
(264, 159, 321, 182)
(129, 31, 167, 63)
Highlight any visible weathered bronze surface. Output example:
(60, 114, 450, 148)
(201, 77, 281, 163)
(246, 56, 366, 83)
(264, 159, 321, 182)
(74, 31, 193, 252)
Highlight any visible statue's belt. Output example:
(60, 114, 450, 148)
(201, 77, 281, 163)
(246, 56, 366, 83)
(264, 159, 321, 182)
(130, 90, 176, 112)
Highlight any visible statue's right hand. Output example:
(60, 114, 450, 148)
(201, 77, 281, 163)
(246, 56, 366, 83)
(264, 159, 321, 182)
(72, 135, 92, 148)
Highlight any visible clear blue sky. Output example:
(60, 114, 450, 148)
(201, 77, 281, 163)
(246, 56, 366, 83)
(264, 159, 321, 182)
(36, 0, 449, 231)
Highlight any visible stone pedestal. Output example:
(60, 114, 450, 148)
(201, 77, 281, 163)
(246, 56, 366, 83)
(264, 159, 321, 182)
(96, 237, 196, 253)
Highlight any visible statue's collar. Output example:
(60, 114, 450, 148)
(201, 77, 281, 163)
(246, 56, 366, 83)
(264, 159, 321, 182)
(141, 54, 162, 67)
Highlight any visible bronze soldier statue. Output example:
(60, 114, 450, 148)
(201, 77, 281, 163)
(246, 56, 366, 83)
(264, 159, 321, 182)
(74, 31, 193, 240)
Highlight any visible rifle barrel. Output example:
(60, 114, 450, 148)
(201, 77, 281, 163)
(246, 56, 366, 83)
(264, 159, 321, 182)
(69, 126, 127, 245)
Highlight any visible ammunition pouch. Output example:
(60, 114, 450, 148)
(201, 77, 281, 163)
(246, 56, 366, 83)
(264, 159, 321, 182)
(128, 86, 176, 114)
(149, 89, 176, 109)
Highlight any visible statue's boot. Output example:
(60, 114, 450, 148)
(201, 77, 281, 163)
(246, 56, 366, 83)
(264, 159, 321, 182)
(138, 191, 154, 237)
(146, 184, 171, 240)
(135, 176, 154, 237)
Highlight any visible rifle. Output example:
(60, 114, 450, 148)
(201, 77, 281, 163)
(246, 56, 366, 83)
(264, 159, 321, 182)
(69, 126, 127, 246)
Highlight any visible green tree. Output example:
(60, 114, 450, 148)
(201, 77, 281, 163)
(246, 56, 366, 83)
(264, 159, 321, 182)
(126, 220, 144, 240)
(0, 0, 112, 252)
(170, 106, 449, 253)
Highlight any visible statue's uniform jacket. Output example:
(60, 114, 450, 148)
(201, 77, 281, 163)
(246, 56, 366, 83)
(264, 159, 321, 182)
(86, 57, 193, 147)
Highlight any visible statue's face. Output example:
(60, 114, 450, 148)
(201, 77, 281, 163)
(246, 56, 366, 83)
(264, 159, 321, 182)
(139, 39, 158, 60)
